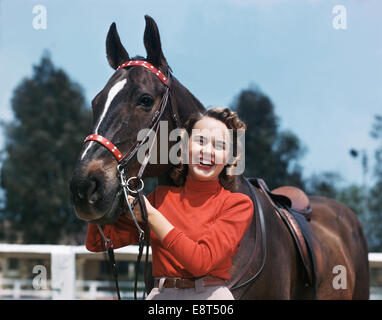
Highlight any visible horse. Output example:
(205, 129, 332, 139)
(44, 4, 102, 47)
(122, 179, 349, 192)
(70, 16, 370, 299)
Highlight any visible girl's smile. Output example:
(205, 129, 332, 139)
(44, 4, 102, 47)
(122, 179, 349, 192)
(188, 116, 231, 181)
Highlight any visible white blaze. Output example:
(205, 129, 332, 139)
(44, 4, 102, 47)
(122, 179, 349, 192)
(81, 79, 127, 160)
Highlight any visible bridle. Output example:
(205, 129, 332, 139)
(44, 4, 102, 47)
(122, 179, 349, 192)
(83, 60, 180, 300)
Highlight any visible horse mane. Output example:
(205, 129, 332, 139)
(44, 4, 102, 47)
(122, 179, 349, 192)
(170, 76, 205, 123)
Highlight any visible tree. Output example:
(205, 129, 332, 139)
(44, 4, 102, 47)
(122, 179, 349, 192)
(366, 114, 382, 251)
(337, 184, 368, 218)
(304, 171, 343, 199)
(0, 53, 92, 244)
(231, 85, 306, 189)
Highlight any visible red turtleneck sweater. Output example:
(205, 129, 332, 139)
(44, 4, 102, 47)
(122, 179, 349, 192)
(86, 176, 254, 280)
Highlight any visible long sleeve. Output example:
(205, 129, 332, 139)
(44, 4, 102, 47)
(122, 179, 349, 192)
(85, 190, 155, 252)
(160, 193, 253, 277)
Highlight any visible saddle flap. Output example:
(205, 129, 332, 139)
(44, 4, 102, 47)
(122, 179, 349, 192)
(280, 208, 317, 287)
(250, 178, 318, 291)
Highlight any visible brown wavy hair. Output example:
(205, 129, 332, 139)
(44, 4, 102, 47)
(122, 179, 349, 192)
(169, 107, 246, 190)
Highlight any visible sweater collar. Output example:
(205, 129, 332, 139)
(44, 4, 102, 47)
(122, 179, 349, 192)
(184, 175, 222, 194)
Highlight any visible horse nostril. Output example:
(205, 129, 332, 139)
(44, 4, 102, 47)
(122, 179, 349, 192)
(77, 188, 86, 200)
(88, 180, 100, 204)
(87, 178, 101, 205)
(70, 175, 102, 206)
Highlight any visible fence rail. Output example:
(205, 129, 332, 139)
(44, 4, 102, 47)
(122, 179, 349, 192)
(0, 244, 381, 299)
(0, 278, 145, 300)
(0, 243, 150, 299)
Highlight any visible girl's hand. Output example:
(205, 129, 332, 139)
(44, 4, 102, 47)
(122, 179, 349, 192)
(125, 195, 154, 223)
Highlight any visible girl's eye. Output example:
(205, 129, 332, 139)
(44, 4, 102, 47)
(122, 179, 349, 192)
(193, 136, 205, 145)
(215, 141, 225, 150)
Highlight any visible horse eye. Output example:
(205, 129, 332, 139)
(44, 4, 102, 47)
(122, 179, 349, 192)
(137, 94, 154, 108)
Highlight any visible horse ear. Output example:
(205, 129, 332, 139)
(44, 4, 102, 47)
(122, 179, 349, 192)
(143, 15, 168, 71)
(106, 23, 130, 70)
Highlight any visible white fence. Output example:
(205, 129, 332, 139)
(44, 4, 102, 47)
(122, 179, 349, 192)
(0, 244, 151, 300)
(0, 278, 146, 300)
(0, 244, 381, 300)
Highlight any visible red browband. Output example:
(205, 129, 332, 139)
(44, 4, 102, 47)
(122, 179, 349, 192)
(117, 60, 169, 86)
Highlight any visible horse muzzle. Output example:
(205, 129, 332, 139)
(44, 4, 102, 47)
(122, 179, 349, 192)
(69, 164, 121, 223)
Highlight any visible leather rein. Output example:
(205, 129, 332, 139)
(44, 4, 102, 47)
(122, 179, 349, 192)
(83, 60, 179, 300)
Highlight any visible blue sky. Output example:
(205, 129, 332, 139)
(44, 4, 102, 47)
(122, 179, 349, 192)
(1, 0, 381, 187)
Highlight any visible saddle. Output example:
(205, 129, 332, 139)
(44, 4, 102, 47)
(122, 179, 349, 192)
(248, 178, 318, 295)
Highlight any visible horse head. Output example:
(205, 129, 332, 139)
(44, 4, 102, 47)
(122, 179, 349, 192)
(70, 16, 205, 224)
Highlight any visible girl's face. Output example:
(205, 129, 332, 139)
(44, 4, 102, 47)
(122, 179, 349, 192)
(188, 116, 231, 181)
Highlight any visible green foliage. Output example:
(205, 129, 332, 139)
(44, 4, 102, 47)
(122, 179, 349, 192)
(231, 85, 306, 189)
(367, 114, 382, 251)
(0, 53, 92, 244)
(305, 171, 344, 199)
(337, 184, 368, 218)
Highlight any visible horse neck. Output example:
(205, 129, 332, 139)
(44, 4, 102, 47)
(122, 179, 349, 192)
(170, 76, 206, 125)
(149, 76, 205, 185)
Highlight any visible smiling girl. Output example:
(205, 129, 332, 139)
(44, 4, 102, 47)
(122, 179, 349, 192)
(86, 107, 254, 300)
